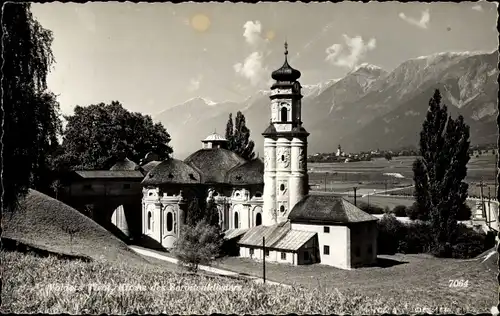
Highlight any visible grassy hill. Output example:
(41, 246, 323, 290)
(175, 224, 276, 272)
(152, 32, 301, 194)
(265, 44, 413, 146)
(2, 189, 148, 266)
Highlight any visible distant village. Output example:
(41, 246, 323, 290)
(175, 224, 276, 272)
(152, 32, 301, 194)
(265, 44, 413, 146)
(307, 143, 498, 163)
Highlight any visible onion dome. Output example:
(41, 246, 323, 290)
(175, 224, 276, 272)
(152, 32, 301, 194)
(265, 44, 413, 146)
(271, 41, 301, 82)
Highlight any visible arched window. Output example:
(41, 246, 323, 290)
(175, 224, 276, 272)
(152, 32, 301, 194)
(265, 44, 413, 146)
(147, 212, 152, 230)
(280, 205, 285, 213)
(281, 155, 285, 162)
(280, 107, 287, 122)
(280, 184, 285, 191)
(166, 212, 173, 232)
(256, 213, 262, 226)
(234, 212, 239, 229)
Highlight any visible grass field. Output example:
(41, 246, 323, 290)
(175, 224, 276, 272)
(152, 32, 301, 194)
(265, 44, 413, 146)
(214, 253, 497, 314)
(3, 250, 496, 314)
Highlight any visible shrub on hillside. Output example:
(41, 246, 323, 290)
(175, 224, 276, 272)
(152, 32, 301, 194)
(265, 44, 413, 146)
(447, 225, 495, 259)
(397, 221, 433, 254)
(392, 205, 408, 217)
(173, 220, 223, 272)
(358, 202, 385, 215)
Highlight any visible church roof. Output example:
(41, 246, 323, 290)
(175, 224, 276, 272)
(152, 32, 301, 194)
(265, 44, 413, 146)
(288, 195, 378, 225)
(271, 42, 301, 82)
(140, 160, 161, 174)
(224, 228, 249, 240)
(202, 133, 227, 142)
(109, 157, 141, 171)
(225, 158, 264, 185)
(141, 158, 202, 186)
(184, 148, 246, 184)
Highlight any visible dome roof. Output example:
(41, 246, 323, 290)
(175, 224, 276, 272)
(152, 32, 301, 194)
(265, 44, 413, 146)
(184, 148, 246, 183)
(110, 157, 141, 171)
(225, 158, 264, 185)
(271, 42, 301, 82)
(140, 160, 161, 175)
(202, 133, 227, 142)
(141, 158, 202, 186)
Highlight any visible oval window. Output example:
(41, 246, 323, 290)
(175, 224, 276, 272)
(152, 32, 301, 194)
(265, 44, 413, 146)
(280, 184, 285, 191)
(280, 205, 285, 213)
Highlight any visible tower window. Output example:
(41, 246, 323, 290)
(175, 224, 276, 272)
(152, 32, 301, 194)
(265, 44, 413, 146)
(280, 184, 285, 191)
(234, 212, 239, 229)
(281, 155, 285, 162)
(280, 205, 285, 213)
(280, 107, 287, 122)
(256, 213, 262, 226)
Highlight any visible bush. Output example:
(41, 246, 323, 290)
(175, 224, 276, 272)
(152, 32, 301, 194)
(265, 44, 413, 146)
(358, 202, 385, 215)
(173, 220, 223, 272)
(377, 214, 404, 254)
(447, 225, 492, 259)
(398, 221, 433, 254)
(392, 205, 407, 217)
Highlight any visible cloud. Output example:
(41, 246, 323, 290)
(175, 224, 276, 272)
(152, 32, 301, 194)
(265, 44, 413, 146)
(472, 4, 484, 12)
(399, 9, 430, 29)
(233, 52, 267, 86)
(243, 20, 263, 47)
(188, 75, 202, 92)
(325, 35, 377, 69)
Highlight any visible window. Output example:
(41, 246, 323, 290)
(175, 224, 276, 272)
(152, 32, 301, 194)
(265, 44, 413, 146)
(166, 212, 173, 232)
(250, 248, 254, 255)
(265, 250, 270, 257)
(281, 155, 285, 162)
(280, 107, 287, 122)
(281, 252, 287, 260)
(280, 184, 285, 191)
(168, 173, 174, 179)
(234, 212, 239, 229)
(147, 212, 152, 231)
(367, 244, 373, 255)
(279, 205, 285, 213)
(255, 213, 262, 226)
(123, 183, 131, 189)
(324, 245, 330, 255)
(355, 246, 361, 257)
(324, 226, 330, 233)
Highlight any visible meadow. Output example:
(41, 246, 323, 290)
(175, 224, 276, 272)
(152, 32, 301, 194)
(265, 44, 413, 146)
(308, 155, 498, 199)
(2, 250, 496, 314)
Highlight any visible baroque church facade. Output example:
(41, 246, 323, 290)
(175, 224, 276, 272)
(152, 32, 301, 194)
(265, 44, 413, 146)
(137, 43, 379, 269)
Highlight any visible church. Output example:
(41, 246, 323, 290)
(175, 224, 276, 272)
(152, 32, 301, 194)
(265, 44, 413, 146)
(137, 42, 379, 270)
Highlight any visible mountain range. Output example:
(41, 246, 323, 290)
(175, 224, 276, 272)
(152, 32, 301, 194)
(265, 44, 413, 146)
(154, 51, 499, 159)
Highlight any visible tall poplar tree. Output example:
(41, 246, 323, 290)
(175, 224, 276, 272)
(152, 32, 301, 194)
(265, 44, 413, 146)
(225, 111, 255, 161)
(412, 89, 471, 254)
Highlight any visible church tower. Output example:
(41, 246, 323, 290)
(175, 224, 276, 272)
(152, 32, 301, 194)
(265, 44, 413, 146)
(262, 42, 309, 225)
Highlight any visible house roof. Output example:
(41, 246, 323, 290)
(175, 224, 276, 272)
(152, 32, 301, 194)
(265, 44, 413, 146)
(288, 195, 378, 225)
(141, 158, 202, 186)
(74, 170, 144, 179)
(272, 229, 317, 251)
(110, 157, 141, 171)
(238, 221, 316, 252)
(223, 228, 249, 240)
(184, 148, 246, 184)
(225, 158, 264, 185)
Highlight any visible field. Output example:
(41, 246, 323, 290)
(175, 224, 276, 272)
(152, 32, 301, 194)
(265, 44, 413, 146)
(215, 253, 497, 313)
(308, 155, 498, 199)
(3, 250, 497, 314)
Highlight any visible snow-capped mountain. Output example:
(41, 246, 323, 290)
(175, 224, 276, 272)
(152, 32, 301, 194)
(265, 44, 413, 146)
(155, 50, 498, 158)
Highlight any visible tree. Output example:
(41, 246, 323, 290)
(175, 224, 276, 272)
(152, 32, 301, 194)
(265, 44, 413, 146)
(384, 152, 393, 161)
(60, 102, 173, 170)
(1, 3, 59, 212)
(185, 197, 204, 226)
(173, 220, 223, 273)
(412, 89, 470, 254)
(225, 111, 255, 161)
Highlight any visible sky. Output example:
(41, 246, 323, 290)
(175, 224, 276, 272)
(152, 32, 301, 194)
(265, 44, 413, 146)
(31, 1, 498, 117)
